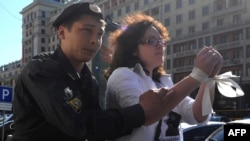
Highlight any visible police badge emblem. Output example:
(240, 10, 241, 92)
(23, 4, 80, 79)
(89, 4, 101, 13)
(67, 97, 82, 113)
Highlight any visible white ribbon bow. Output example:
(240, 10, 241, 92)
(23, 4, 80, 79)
(202, 71, 244, 116)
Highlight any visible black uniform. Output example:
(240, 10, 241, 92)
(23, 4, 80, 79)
(12, 47, 145, 141)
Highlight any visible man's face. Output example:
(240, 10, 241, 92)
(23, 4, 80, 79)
(59, 15, 105, 63)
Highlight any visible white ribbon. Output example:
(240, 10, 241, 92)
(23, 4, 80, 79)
(202, 71, 244, 116)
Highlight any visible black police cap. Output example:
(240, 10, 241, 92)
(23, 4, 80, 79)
(52, 2, 103, 28)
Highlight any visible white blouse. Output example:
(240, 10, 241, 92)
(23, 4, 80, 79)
(105, 64, 208, 141)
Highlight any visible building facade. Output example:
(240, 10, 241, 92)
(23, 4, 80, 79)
(95, 0, 250, 115)
(0, 61, 22, 88)
(20, 0, 65, 65)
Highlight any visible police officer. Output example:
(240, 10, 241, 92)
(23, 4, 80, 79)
(12, 2, 174, 141)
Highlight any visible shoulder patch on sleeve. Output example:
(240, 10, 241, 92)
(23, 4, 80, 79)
(32, 51, 54, 62)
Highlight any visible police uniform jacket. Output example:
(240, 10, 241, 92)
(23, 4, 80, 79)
(12, 47, 145, 141)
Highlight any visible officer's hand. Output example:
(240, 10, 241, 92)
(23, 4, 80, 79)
(139, 88, 175, 125)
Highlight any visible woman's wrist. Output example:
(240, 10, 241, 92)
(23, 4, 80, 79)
(189, 67, 208, 83)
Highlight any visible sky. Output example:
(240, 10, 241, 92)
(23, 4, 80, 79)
(0, 0, 33, 66)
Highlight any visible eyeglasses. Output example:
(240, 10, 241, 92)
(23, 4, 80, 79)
(139, 38, 167, 47)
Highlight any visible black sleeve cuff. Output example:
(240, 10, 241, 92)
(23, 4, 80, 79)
(121, 104, 145, 129)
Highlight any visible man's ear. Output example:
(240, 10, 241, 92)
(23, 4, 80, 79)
(58, 25, 66, 40)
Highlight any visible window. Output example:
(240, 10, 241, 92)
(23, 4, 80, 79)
(41, 47, 45, 52)
(176, 29, 182, 37)
(118, 9, 121, 16)
(220, 35, 227, 43)
(151, 7, 159, 16)
(179, 59, 184, 67)
(180, 45, 184, 52)
(189, 10, 195, 20)
(247, 63, 250, 76)
(119, 0, 125, 3)
(246, 45, 250, 57)
(232, 69, 242, 76)
(126, 6, 130, 13)
(202, 22, 209, 30)
(189, 57, 194, 65)
(176, 14, 182, 24)
(166, 59, 171, 69)
(221, 52, 228, 60)
(104, 1, 110, 10)
(41, 29, 45, 34)
(217, 18, 224, 27)
(189, 43, 196, 50)
(41, 11, 45, 18)
(165, 3, 170, 13)
(205, 36, 210, 46)
(188, 26, 195, 34)
(167, 45, 171, 55)
(202, 6, 209, 16)
(215, 0, 226, 11)
(111, 0, 117, 7)
(198, 38, 203, 48)
(233, 33, 240, 41)
(229, 0, 242, 7)
(165, 18, 170, 26)
(135, 2, 139, 10)
(233, 50, 240, 59)
(41, 38, 45, 43)
(27, 14, 30, 22)
(41, 20, 45, 25)
(246, 27, 250, 39)
(29, 29, 32, 36)
(176, 0, 182, 9)
(233, 14, 241, 23)
(189, 0, 195, 4)
(109, 12, 114, 19)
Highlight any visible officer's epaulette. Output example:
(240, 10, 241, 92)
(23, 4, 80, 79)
(32, 51, 54, 62)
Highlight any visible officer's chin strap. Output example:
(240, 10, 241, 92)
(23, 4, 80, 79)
(202, 71, 245, 116)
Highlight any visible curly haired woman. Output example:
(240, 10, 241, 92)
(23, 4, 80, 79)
(104, 12, 223, 141)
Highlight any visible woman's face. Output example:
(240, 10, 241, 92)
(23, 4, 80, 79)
(137, 26, 165, 71)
